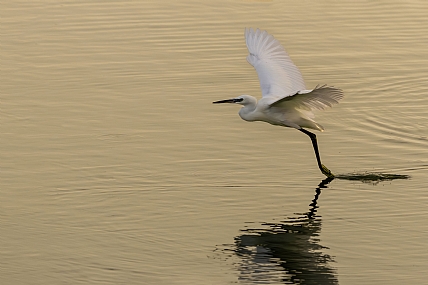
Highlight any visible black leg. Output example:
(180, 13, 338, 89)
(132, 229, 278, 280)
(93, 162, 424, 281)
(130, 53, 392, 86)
(299, 128, 335, 178)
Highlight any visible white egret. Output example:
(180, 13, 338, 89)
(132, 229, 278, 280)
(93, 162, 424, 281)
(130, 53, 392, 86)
(213, 28, 344, 178)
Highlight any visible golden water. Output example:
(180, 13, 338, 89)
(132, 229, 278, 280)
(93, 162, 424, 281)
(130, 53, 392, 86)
(2, 1, 428, 284)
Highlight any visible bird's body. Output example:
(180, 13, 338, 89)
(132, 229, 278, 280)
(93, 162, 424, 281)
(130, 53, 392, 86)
(214, 28, 343, 178)
(236, 92, 325, 131)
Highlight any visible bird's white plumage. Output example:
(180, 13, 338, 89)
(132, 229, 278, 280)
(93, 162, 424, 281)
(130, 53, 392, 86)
(214, 28, 343, 132)
(245, 28, 343, 114)
(270, 85, 344, 111)
(245, 27, 306, 99)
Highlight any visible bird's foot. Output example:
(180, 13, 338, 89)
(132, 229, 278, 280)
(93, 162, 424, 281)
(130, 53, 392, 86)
(320, 164, 335, 178)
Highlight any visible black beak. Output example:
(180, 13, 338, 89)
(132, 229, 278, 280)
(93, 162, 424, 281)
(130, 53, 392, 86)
(213, 98, 242, 104)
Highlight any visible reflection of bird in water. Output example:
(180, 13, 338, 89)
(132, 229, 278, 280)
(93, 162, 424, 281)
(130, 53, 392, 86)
(233, 178, 337, 284)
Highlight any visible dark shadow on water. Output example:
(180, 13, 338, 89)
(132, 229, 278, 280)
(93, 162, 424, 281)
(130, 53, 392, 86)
(335, 172, 410, 185)
(214, 172, 410, 283)
(216, 178, 338, 284)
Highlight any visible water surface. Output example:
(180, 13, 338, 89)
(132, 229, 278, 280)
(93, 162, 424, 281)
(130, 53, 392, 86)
(2, 1, 428, 284)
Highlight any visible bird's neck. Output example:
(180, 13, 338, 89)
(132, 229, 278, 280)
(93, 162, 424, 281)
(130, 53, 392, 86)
(238, 104, 257, 122)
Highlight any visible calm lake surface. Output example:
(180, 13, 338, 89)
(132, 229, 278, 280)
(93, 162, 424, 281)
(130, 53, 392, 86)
(2, 1, 428, 284)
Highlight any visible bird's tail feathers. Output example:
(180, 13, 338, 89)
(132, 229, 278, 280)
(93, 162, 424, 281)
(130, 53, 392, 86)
(282, 109, 325, 131)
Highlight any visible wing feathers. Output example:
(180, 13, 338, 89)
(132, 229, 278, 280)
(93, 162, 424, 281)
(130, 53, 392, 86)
(270, 85, 344, 111)
(245, 28, 306, 97)
(245, 28, 344, 114)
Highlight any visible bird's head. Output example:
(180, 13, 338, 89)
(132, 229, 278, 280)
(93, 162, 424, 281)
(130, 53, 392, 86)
(213, 95, 256, 106)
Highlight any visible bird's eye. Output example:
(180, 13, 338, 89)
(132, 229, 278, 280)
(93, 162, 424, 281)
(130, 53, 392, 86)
(234, 98, 244, 103)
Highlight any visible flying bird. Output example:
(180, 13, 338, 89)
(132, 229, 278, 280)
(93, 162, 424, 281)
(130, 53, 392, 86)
(213, 28, 343, 178)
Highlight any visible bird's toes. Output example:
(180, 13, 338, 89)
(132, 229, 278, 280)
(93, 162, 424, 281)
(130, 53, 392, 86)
(321, 164, 335, 178)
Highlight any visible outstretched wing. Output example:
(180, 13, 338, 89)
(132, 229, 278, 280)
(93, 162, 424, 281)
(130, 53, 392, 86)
(245, 28, 306, 99)
(269, 85, 344, 111)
